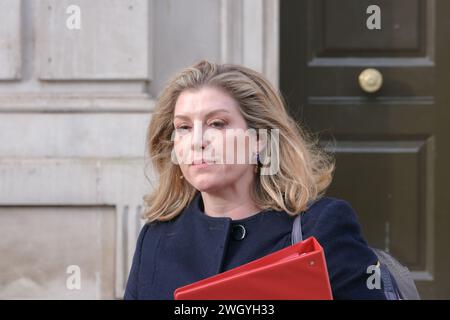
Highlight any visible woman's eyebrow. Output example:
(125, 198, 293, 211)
(174, 109, 230, 120)
(204, 109, 230, 118)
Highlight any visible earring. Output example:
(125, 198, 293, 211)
(254, 153, 260, 174)
(179, 174, 184, 179)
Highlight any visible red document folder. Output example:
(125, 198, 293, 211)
(174, 237, 333, 300)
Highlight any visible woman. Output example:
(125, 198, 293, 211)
(124, 60, 386, 300)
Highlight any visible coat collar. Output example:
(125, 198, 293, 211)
(187, 191, 277, 224)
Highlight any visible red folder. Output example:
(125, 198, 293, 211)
(174, 237, 333, 300)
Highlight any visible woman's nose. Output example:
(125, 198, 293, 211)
(192, 122, 207, 151)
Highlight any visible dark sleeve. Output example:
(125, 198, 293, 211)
(124, 223, 149, 300)
(303, 199, 387, 300)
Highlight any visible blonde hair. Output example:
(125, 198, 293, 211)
(143, 60, 335, 222)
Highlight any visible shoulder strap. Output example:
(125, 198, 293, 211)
(291, 198, 322, 245)
(291, 213, 303, 245)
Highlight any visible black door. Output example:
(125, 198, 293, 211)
(281, 0, 450, 299)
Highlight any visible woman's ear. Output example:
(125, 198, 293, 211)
(256, 130, 268, 155)
(251, 129, 268, 163)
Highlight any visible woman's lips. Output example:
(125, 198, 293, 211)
(190, 162, 211, 169)
(190, 160, 216, 168)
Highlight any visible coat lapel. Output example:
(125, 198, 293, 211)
(152, 192, 232, 297)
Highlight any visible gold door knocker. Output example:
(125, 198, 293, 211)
(358, 68, 383, 93)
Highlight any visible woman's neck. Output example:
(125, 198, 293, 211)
(200, 190, 262, 221)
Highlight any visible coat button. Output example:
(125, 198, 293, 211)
(231, 224, 246, 241)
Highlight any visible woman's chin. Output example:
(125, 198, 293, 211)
(190, 178, 223, 193)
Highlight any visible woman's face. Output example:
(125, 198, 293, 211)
(173, 86, 258, 193)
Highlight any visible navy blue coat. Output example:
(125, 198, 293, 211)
(124, 192, 386, 300)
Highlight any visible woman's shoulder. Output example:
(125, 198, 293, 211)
(302, 196, 361, 224)
(301, 196, 367, 245)
(304, 195, 357, 215)
(135, 219, 173, 249)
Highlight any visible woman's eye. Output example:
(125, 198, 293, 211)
(210, 121, 226, 129)
(175, 125, 191, 132)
